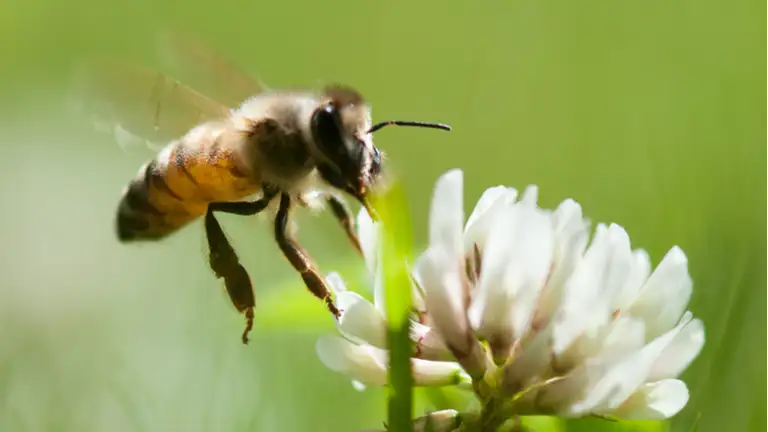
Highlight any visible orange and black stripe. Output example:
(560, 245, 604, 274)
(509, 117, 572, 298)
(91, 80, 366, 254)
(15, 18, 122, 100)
(116, 155, 199, 242)
(116, 139, 259, 243)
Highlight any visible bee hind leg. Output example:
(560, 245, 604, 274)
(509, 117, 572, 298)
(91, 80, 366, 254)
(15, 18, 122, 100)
(274, 193, 341, 318)
(326, 196, 363, 256)
(204, 209, 255, 344)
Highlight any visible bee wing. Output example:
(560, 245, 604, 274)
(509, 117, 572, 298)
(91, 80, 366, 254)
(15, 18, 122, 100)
(155, 31, 266, 108)
(70, 58, 232, 150)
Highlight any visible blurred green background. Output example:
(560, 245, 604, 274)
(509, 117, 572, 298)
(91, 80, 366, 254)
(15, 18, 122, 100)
(0, 0, 764, 431)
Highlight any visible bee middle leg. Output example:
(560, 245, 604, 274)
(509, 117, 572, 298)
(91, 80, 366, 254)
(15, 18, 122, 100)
(204, 209, 255, 345)
(275, 193, 341, 318)
(208, 186, 278, 215)
(326, 195, 362, 255)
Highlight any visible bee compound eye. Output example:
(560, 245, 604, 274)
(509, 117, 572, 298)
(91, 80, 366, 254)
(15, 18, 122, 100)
(311, 104, 346, 158)
(317, 163, 347, 190)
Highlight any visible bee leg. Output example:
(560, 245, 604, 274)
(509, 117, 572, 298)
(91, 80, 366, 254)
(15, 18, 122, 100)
(209, 187, 278, 215)
(274, 193, 341, 318)
(326, 195, 362, 255)
(204, 209, 255, 345)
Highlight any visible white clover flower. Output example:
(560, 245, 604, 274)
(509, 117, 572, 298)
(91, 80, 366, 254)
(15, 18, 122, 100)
(315, 169, 705, 422)
(315, 252, 471, 390)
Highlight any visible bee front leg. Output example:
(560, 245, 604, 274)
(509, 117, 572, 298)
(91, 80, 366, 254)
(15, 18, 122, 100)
(326, 195, 362, 256)
(274, 193, 341, 318)
(204, 209, 255, 344)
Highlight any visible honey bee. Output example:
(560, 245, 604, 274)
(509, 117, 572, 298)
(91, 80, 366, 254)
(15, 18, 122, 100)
(73, 33, 451, 344)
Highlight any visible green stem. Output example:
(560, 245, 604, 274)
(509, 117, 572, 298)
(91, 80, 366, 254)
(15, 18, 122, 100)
(387, 317, 413, 431)
(376, 184, 415, 432)
(477, 396, 508, 432)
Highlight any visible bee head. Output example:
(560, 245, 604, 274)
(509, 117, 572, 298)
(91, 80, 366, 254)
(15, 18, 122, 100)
(311, 85, 452, 220)
(311, 86, 382, 218)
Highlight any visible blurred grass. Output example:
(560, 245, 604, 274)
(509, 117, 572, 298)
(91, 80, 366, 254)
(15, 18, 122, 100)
(0, 0, 764, 431)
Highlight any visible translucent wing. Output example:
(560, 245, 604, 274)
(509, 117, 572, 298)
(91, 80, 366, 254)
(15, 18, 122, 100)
(71, 58, 232, 149)
(155, 31, 265, 108)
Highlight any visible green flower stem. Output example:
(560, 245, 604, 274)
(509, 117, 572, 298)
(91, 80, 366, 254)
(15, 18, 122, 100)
(375, 183, 415, 432)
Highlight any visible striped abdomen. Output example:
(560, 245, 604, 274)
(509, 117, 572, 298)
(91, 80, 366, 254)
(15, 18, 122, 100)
(116, 127, 261, 242)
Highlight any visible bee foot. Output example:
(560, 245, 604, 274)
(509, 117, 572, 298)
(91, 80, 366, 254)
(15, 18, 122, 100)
(241, 307, 254, 345)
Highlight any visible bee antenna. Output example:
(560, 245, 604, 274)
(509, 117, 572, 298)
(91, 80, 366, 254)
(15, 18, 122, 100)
(366, 120, 452, 134)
